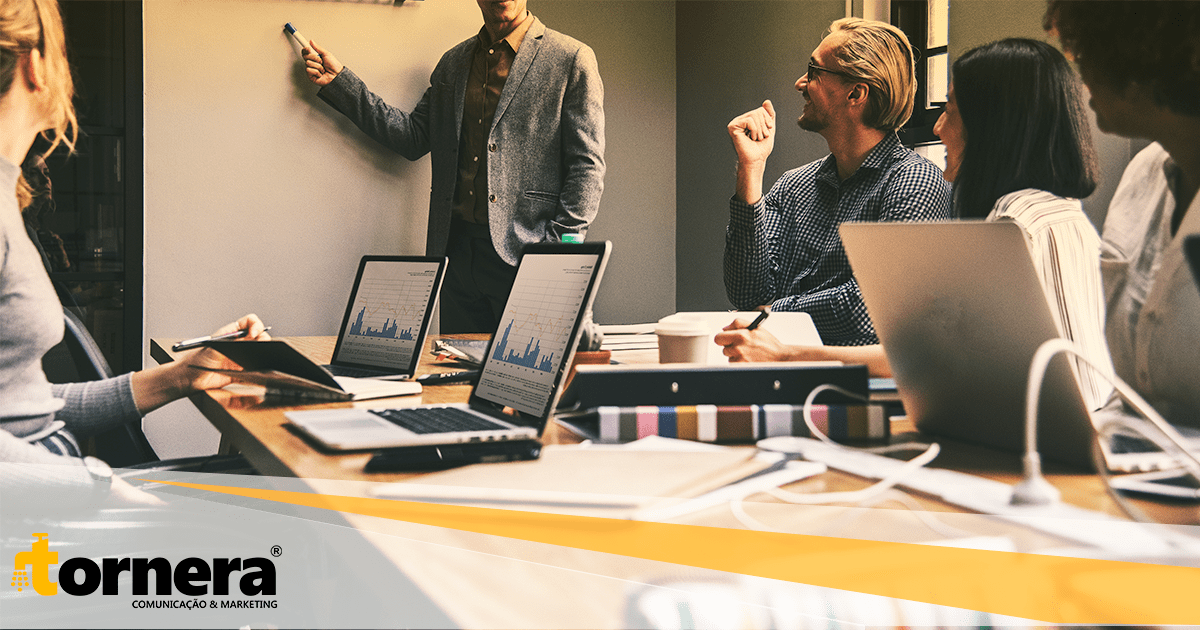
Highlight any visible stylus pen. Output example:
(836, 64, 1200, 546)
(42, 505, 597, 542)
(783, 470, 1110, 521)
(746, 307, 771, 330)
(172, 327, 272, 352)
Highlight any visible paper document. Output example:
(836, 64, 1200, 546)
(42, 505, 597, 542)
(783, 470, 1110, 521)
(599, 323, 656, 335)
(370, 441, 772, 517)
(600, 311, 823, 363)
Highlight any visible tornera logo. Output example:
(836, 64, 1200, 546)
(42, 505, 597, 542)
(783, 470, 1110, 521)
(11, 533, 277, 597)
(11, 533, 57, 595)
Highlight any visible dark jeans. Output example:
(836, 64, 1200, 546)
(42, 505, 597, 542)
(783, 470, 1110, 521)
(440, 220, 518, 333)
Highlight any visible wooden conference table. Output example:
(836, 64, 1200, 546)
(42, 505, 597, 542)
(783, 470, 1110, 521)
(150, 335, 1199, 626)
(149, 335, 1197, 517)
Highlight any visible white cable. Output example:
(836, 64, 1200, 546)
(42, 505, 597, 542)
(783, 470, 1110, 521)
(762, 441, 941, 505)
(1091, 425, 1159, 525)
(1022, 339, 1200, 508)
(801, 383, 932, 454)
(862, 490, 978, 540)
(732, 488, 974, 540)
(801, 384, 863, 447)
(729, 496, 776, 531)
(728, 383, 941, 526)
(1017, 336, 1200, 513)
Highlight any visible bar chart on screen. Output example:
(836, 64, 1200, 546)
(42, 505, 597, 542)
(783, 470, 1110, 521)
(474, 253, 597, 414)
(334, 262, 439, 367)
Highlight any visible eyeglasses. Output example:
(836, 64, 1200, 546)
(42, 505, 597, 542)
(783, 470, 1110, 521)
(807, 61, 857, 83)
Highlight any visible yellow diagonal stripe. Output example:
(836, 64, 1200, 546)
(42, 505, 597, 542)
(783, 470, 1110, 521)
(142, 478, 1200, 624)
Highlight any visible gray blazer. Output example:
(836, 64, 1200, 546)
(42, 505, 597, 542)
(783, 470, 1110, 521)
(319, 19, 605, 265)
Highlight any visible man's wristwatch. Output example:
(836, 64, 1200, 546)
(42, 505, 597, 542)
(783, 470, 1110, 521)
(82, 456, 114, 499)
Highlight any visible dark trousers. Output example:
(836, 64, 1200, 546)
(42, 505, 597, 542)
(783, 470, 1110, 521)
(440, 220, 518, 333)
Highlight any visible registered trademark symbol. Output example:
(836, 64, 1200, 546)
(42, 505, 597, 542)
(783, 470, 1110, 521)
(270, 545, 282, 557)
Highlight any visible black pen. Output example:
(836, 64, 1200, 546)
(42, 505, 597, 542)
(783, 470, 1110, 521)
(746, 307, 771, 330)
(172, 326, 271, 352)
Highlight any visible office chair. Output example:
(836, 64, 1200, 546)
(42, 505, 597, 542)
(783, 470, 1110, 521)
(42, 307, 160, 466)
(43, 307, 260, 474)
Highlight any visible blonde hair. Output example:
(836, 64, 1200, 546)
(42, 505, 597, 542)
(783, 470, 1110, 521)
(1, 0, 76, 208)
(827, 17, 916, 131)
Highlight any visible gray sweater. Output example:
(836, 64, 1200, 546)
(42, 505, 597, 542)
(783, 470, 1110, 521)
(1, 156, 140, 505)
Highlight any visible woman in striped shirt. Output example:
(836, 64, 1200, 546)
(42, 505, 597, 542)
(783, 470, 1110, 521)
(717, 38, 1114, 411)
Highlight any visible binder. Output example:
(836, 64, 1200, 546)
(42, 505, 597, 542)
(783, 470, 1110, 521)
(557, 403, 889, 444)
(562, 362, 869, 409)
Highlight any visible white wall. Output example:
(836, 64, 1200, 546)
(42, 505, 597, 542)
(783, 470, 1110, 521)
(141, 0, 677, 457)
(534, 1, 677, 326)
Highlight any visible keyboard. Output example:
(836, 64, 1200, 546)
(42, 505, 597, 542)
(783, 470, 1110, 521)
(370, 407, 506, 434)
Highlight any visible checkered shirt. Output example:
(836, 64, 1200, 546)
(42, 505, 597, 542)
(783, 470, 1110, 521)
(724, 133, 951, 346)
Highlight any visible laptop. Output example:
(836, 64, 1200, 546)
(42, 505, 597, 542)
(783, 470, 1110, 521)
(323, 255, 448, 380)
(285, 241, 612, 450)
(840, 221, 1099, 469)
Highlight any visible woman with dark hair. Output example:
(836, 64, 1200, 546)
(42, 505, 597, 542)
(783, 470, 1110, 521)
(937, 38, 1111, 409)
(944, 38, 1096, 219)
(717, 38, 1113, 411)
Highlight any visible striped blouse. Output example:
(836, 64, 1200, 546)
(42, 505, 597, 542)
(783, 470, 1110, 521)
(988, 189, 1114, 410)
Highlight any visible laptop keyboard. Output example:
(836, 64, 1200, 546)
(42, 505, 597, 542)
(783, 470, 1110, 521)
(369, 407, 506, 434)
(325, 365, 402, 379)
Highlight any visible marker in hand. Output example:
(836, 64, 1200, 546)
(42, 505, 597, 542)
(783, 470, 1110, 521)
(746, 307, 771, 330)
(283, 22, 314, 57)
(172, 327, 272, 352)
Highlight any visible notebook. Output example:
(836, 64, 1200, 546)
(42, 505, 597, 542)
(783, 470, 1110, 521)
(286, 241, 612, 450)
(840, 221, 1099, 469)
(200, 340, 424, 401)
(323, 255, 448, 379)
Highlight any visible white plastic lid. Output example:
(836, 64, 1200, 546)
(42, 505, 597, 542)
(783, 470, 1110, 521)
(654, 315, 708, 336)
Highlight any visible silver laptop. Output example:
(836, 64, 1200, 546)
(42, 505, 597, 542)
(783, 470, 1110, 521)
(840, 221, 1098, 468)
(323, 256, 448, 380)
(286, 241, 612, 450)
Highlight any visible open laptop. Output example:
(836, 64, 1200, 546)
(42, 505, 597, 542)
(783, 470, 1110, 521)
(322, 255, 448, 380)
(840, 221, 1099, 469)
(285, 241, 612, 450)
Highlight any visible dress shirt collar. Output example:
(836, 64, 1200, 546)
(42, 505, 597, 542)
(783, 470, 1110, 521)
(816, 132, 902, 187)
(477, 11, 536, 54)
(857, 132, 903, 172)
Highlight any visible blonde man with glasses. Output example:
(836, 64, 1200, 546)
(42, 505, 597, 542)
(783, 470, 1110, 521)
(723, 18, 950, 347)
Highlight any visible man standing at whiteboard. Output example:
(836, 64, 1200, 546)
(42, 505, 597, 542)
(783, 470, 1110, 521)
(300, 0, 605, 332)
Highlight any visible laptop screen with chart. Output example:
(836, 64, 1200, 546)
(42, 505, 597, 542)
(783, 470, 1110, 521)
(285, 242, 610, 450)
(328, 256, 448, 378)
(471, 246, 608, 418)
